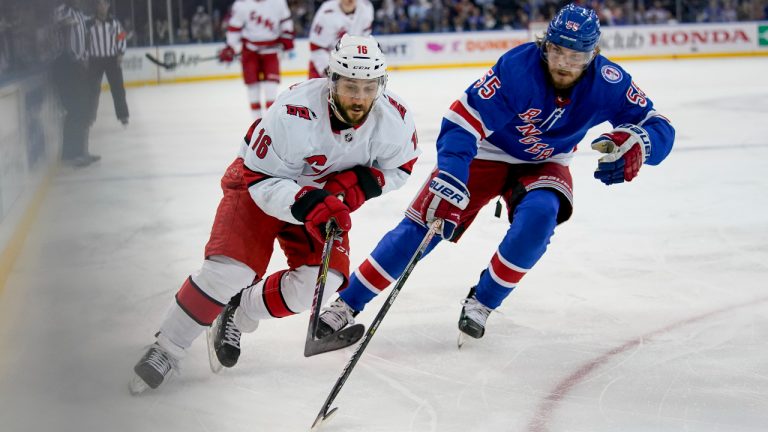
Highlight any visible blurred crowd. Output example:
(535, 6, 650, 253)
(114, 0, 768, 47)
(0, 0, 60, 79)
(1, 0, 768, 79)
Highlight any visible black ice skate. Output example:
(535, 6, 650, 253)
(129, 343, 179, 395)
(317, 297, 358, 339)
(207, 294, 248, 373)
(458, 287, 493, 348)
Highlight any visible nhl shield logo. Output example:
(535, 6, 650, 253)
(344, 132, 353, 142)
(601, 65, 623, 84)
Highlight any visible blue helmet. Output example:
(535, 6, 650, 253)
(545, 4, 601, 53)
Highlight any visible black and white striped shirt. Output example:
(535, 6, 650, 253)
(55, 4, 89, 61)
(87, 16, 127, 58)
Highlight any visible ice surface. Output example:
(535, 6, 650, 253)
(0, 57, 767, 432)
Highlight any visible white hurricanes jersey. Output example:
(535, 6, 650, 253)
(226, 0, 293, 53)
(237, 78, 420, 224)
(308, 0, 374, 73)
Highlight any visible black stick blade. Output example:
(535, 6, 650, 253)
(144, 53, 176, 70)
(310, 407, 338, 431)
(304, 324, 365, 357)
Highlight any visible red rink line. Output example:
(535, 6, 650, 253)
(526, 295, 768, 432)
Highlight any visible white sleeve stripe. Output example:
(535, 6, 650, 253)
(637, 109, 671, 126)
(444, 111, 483, 141)
(459, 93, 493, 137)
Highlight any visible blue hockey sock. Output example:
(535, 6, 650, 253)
(475, 189, 560, 309)
(341, 218, 441, 312)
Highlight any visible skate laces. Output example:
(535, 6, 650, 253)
(320, 299, 355, 332)
(461, 295, 493, 326)
(145, 345, 179, 376)
(222, 312, 242, 349)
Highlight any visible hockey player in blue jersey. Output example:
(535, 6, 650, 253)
(316, 3, 675, 342)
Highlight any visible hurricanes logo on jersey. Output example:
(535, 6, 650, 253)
(305, 155, 334, 178)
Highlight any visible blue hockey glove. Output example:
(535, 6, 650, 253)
(418, 171, 469, 240)
(591, 124, 651, 185)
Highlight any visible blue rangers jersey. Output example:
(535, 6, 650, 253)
(438, 42, 675, 184)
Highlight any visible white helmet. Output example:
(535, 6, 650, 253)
(328, 34, 387, 80)
(327, 34, 387, 125)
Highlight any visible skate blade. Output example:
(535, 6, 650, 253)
(310, 407, 338, 431)
(457, 331, 466, 349)
(206, 327, 224, 374)
(129, 374, 150, 395)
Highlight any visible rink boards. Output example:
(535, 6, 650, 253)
(120, 21, 768, 87)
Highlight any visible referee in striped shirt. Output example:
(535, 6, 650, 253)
(87, 0, 129, 126)
(54, 0, 98, 166)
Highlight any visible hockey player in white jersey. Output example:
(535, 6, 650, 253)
(219, 0, 295, 119)
(308, 0, 374, 78)
(130, 35, 419, 394)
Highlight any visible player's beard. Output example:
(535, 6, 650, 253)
(334, 97, 373, 126)
(548, 66, 583, 90)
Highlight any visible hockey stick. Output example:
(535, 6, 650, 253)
(304, 221, 365, 357)
(144, 52, 235, 70)
(144, 53, 176, 70)
(310, 219, 442, 430)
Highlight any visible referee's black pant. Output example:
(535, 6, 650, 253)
(88, 56, 129, 123)
(52, 54, 92, 160)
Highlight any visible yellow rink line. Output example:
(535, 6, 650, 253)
(0, 169, 54, 294)
(121, 50, 768, 88)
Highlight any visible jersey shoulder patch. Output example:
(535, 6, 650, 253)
(600, 64, 623, 84)
(383, 92, 408, 121)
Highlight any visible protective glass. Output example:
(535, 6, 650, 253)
(544, 41, 595, 70)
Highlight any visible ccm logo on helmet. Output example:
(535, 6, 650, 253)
(352, 65, 372, 69)
(429, 179, 465, 205)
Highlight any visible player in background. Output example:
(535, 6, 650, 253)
(130, 35, 420, 394)
(308, 0, 374, 79)
(316, 3, 676, 344)
(219, 0, 295, 120)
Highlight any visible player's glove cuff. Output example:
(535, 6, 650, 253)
(591, 124, 651, 185)
(291, 187, 331, 222)
(428, 171, 469, 211)
(591, 124, 651, 163)
(352, 166, 385, 200)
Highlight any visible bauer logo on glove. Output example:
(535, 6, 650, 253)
(419, 171, 470, 240)
(591, 123, 651, 185)
(429, 176, 469, 208)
